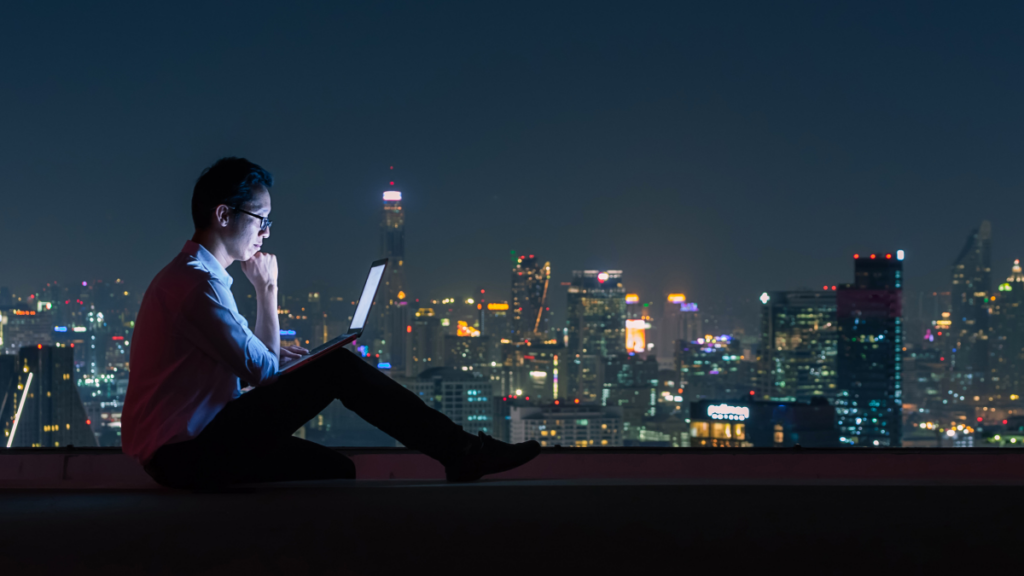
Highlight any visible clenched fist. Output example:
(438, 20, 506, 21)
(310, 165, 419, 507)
(241, 251, 279, 291)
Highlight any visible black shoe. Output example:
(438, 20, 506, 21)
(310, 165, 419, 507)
(445, 433, 541, 482)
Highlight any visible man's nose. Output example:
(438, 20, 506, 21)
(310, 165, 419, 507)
(260, 227, 270, 238)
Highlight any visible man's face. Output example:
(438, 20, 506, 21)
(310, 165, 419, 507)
(225, 187, 271, 262)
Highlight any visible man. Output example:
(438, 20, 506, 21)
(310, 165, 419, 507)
(122, 157, 539, 488)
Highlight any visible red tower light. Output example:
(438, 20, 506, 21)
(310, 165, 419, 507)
(870, 254, 876, 259)
(854, 254, 859, 259)
(886, 254, 892, 259)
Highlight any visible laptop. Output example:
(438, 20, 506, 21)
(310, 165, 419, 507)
(279, 258, 388, 375)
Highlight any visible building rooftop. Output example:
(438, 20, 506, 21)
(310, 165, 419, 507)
(2, 448, 1023, 573)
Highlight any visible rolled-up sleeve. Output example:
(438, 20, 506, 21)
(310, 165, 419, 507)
(177, 280, 279, 386)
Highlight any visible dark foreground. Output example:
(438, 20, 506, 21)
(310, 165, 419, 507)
(2, 477, 1023, 575)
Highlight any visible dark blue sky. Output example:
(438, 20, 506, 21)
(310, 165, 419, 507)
(3, 2, 1023, 320)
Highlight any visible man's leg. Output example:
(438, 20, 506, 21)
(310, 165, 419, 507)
(146, 435, 355, 489)
(289, 348, 541, 481)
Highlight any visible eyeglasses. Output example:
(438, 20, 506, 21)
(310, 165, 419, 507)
(234, 208, 273, 231)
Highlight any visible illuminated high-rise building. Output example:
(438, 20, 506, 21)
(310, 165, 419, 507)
(405, 308, 444, 378)
(566, 270, 626, 400)
(482, 302, 512, 341)
(1, 345, 97, 448)
(757, 290, 838, 400)
(624, 294, 651, 356)
(950, 221, 992, 381)
(500, 341, 563, 401)
(991, 260, 1024, 399)
(510, 252, 551, 342)
(656, 294, 701, 366)
(376, 184, 407, 370)
(835, 252, 904, 447)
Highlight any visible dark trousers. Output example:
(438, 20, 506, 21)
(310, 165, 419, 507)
(144, 348, 470, 489)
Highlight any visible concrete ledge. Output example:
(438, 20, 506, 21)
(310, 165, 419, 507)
(4, 447, 1024, 489)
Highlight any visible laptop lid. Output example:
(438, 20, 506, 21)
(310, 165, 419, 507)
(348, 258, 388, 334)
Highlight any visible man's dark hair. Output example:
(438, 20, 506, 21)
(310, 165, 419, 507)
(191, 157, 274, 229)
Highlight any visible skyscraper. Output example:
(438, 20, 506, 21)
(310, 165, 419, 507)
(991, 260, 1024, 399)
(481, 302, 512, 341)
(675, 335, 750, 414)
(510, 253, 551, 342)
(377, 187, 407, 370)
(758, 290, 838, 400)
(950, 221, 992, 380)
(566, 270, 626, 400)
(405, 308, 444, 378)
(835, 252, 904, 447)
(656, 294, 701, 367)
(1, 345, 96, 448)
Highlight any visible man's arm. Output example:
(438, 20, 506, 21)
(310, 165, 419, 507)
(242, 252, 281, 362)
(254, 283, 280, 362)
(177, 281, 279, 386)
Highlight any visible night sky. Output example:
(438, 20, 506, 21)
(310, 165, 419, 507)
(3, 2, 1024, 325)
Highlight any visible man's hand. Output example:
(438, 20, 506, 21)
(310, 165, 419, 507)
(280, 344, 310, 364)
(241, 251, 279, 291)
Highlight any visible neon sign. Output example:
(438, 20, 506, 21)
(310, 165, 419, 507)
(707, 404, 750, 421)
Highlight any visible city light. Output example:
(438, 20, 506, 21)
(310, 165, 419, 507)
(382, 191, 402, 201)
(897, 250, 905, 260)
(625, 294, 639, 304)
(759, 292, 770, 305)
(597, 272, 609, 283)
(487, 303, 509, 311)
(667, 294, 686, 304)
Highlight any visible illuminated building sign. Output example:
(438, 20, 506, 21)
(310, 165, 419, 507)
(680, 303, 699, 312)
(280, 330, 297, 336)
(625, 294, 639, 304)
(667, 294, 686, 304)
(13, 310, 35, 316)
(707, 404, 750, 421)
(383, 191, 402, 201)
(54, 326, 67, 332)
(487, 303, 509, 311)
(625, 319, 646, 353)
(597, 272, 610, 283)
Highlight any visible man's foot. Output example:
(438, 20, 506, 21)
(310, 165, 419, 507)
(445, 433, 541, 482)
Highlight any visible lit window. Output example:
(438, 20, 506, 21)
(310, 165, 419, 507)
(711, 422, 731, 439)
(690, 421, 710, 438)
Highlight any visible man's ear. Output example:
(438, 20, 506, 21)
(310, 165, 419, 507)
(214, 205, 232, 228)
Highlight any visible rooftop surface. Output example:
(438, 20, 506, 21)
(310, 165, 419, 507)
(3, 448, 1023, 574)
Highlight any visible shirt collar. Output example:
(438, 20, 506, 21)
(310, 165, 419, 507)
(182, 240, 234, 288)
